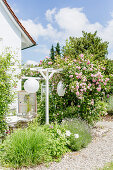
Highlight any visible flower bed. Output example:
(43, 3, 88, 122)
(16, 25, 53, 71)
(0, 118, 91, 168)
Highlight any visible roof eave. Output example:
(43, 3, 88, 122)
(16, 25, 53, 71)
(2, 0, 36, 48)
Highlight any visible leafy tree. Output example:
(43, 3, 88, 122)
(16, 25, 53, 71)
(55, 42, 61, 55)
(50, 44, 55, 61)
(63, 31, 109, 60)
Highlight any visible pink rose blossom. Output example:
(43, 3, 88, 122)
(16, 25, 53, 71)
(93, 79, 96, 82)
(76, 91, 79, 96)
(77, 105, 80, 108)
(75, 72, 78, 76)
(102, 67, 106, 70)
(91, 64, 94, 67)
(72, 86, 74, 88)
(96, 82, 99, 85)
(83, 78, 87, 82)
(79, 54, 84, 58)
(91, 74, 94, 77)
(69, 75, 73, 78)
(78, 96, 83, 100)
(87, 60, 90, 65)
(87, 86, 90, 89)
(88, 84, 92, 87)
(73, 59, 76, 62)
(97, 87, 101, 92)
(83, 67, 86, 70)
(45, 56, 49, 59)
(105, 78, 109, 82)
(90, 68, 93, 71)
(83, 88, 86, 92)
(76, 85, 79, 89)
(48, 62, 52, 65)
(40, 60, 43, 62)
(79, 72, 82, 76)
(91, 99, 94, 105)
(104, 83, 107, 85)
(76, 66, 81, 70)
(77, 76, 81, 79)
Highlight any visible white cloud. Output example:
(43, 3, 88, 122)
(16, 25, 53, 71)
(26, 60, 39, 65)
(21, 19, 47, 41)
(55, 8, 88, 36)
(21, 7, 113, 60)
(45, 8, 56, 22)
(55, 8, 103, 38)
(21, 19, 62, 42)
(34, 45, 50, 55)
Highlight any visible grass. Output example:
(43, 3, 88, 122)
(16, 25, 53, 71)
(101, 162, 113, 170)
(0, 127, 50, 168)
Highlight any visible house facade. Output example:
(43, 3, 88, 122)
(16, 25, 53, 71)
(0, 0, 36, 113)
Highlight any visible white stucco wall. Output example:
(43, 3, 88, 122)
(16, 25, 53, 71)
(0, 2, 22, 113)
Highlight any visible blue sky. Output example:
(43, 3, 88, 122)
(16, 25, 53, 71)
(7, 0, 113, 64)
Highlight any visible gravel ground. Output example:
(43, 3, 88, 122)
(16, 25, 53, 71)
(28, 120, 113, 170)
(0, 120, 113, 170)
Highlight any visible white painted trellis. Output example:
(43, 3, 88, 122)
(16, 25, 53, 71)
(22, 67, 63, 124)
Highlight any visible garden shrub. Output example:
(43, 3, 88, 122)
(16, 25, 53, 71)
(0, 50, 16, 137)
(0, 127, 50, 168)
(62, 118, 92, 151)
(43, 123, 70, 160)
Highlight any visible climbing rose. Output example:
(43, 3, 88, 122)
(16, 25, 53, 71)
(97, 87, 101, 91)
(48, 62, 52, 65)
(69, 75, 73, 78)
(76, 91, 79, 96)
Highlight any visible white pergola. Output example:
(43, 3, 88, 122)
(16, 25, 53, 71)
(22, 67, 63, 124)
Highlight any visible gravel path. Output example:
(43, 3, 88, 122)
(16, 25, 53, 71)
(0, 120, 113, 170)
(28, 120, 113, 170)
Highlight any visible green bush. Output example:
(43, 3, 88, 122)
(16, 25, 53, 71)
(62, 118, 92, 151)
(43, 123, 70, 159)
(0, 50, 16, 136)
(106, 95, 113, 114)
(0, 127, 50, 168)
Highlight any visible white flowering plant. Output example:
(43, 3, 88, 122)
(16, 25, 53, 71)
(62, 118, 92, 151)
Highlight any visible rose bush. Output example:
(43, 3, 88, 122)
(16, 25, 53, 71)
(38, 53, 109, 124)
(22, 53, 109, 124)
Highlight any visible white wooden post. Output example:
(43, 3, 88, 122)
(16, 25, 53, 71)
(46, 69, 49, 124)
